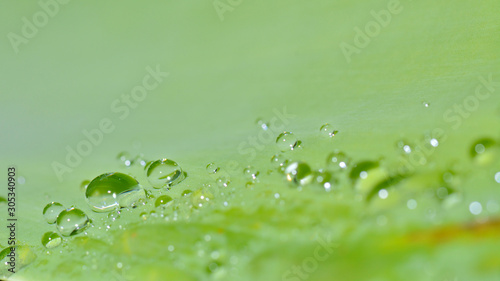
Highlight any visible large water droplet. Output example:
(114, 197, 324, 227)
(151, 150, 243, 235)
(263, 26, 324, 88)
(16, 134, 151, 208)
(319, 124, 338, 138)
(0, 245, 36, 277)
(43, 202, 65, 224)
(276, 132, 298, 151)
(41, 231, 62, 248)
(285, 162, 313, 186)
(155, 195, 173, 207)
(146, 159, 185, 188)
(56, 207, 89, 236)
(86, 172, 145, 212)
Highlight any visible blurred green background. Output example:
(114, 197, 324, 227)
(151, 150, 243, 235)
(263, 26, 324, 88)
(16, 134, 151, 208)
(1, 0, 500, 280)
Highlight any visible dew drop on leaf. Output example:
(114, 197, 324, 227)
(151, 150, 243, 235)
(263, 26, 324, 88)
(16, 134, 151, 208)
(86, 172, 145, 212)
(56, 207, 89, 236)
(43, 202, 65, 224)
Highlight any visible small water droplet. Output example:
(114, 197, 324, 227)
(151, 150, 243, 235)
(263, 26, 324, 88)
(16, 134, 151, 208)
(469, 201, 483, 215)
(284, 162, 313, 186)
(243, 166, 259, 181)
(107, 211, 121, 221)
(146, 159, 185, 188)
(378, 189, 388, 199)
(313, 170, 335, 191)
(326, 152, 350, 170)
(216, 177, 230, 187)
(470, 138, 497, 166)
(80, 180, 90, 192)
(182, 189, 193, 196)
(86, 172, 145, 212)
(41, 232, 62, 248)
(276, 132, 298, 151)
(396, 140, 413, 154)
(43, 202, 65, 224)
(495, 172, 500, 183)
(255, 118, 269, 131)
(155, 195, 173, 207)
(117, 151, 134, 167)
(423, 102, 430, 108)
(407, 199, 417, 209)
(429, 138, 439, 147)
(206, 163, 220, 174)
(56, 207, 89, 236)
(319, 123, 338, 138)
(271, 154, 289, 172)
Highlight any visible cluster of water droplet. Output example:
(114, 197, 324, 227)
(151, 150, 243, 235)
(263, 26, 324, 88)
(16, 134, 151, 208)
(41, 202, 90, 249)
(17, 117, 500, 279)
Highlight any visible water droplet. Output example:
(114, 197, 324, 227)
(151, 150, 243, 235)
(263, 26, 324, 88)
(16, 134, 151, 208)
(396, 140, 413, 154)
(191, 189, 214, 208)
(139, 212, 148, 220)
(43, 202, 65, 224)
(378, 189, 388, 199)
(470, 138, 497, 166)
(146, 159, 185, 188)
(243, 166, 259, 181)
(407, 199, 417, 209)
(107, 211, 121, 221)
(469, 201, 483, 215)
(41, 232, 62, 248)
(271, 154, 289, 172)
(80, 180, 90, 191)
(313, 170, 335, 191)
(255, 118, 269, 131)
(276, 132, 298, 151)
(349, 161, 380, 181)
(117, 151, 133, 167)
(423, 102, 430, 107)
(349, 161, 392, 197)
(206, 163, 220, 174)
(495, 172, 500, 183)
(216, 177, 230, 187)
(155, 195, 173, 207)
(429, 138, 439, 147)
(180, 189, 192, 197)
(86, 172, 145, 212)
(56, 207, 89, 236)
(0, 245, 36, 276)
(284, 162, 313, 186)
(134, 154, 148, 167)
(326, 152, 350, 169)
(319, 124, 338, 138)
